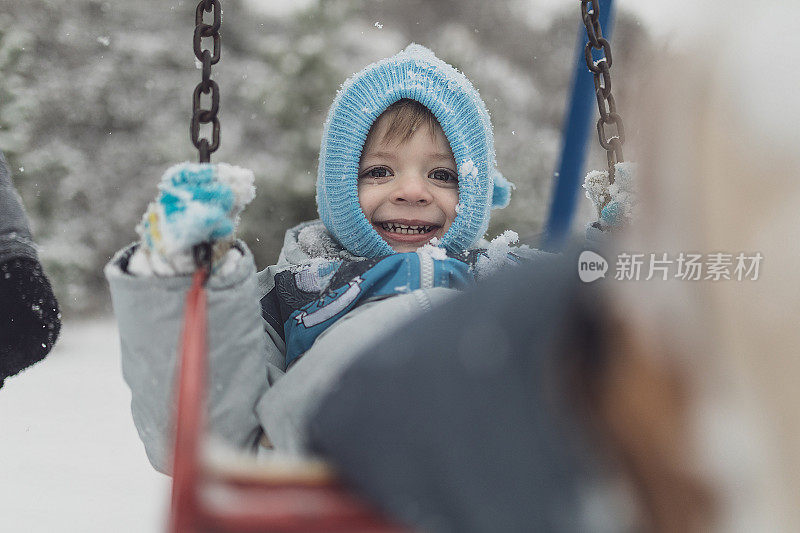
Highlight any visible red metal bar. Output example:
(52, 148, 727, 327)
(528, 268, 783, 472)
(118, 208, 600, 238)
(167, 268, 409, 532)
(170, 269, 209, 533)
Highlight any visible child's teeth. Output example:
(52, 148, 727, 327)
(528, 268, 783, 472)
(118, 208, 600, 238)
(381, 223, 432, 234)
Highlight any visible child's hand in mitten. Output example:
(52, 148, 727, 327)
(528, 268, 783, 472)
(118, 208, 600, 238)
(136, 162, 255, 273)
(583, 161, 636, 231)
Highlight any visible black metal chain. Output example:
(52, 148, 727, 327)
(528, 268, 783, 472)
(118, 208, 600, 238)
(581, 0, 624, 183)
(191, 0, 221, 163)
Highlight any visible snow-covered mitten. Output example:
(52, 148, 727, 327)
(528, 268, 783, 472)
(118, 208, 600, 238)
(136, 162, 255, 274)
(583, 161, 637, 231)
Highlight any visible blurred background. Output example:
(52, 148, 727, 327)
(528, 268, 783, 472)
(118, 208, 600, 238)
(0, 0, 657, 315)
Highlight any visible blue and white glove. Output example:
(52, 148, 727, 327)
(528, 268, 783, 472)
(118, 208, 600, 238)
(135, 162, 255, 274)
(583, 161, 637, 231)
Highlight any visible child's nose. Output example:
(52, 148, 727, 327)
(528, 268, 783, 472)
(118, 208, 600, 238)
(391, 174, 433, 205)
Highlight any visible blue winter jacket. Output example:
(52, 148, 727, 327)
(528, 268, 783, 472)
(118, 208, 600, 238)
(262, 249, 482, 367)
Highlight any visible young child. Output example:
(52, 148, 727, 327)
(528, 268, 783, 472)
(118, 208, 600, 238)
(106, 44, 593, 469)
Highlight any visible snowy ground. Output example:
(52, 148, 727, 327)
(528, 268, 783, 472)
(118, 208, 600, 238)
(0, 319, 170, 533)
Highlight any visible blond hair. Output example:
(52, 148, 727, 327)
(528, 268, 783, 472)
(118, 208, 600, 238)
(367, 99, 440, 146)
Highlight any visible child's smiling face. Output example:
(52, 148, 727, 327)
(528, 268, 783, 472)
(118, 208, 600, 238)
(358, 111, 459, 253)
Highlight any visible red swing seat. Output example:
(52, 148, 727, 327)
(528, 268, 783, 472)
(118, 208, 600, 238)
(169, 270, 408, 533)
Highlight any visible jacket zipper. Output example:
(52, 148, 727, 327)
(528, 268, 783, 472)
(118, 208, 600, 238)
(417, 250, 435, 290)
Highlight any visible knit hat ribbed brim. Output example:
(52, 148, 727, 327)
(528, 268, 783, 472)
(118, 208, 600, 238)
(316, 44, 512, 257)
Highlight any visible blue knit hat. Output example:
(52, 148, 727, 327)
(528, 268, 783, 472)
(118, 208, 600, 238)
(316, 43, 513, 258)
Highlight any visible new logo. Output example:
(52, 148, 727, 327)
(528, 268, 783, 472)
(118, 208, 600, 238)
(578, 250, 608, 283)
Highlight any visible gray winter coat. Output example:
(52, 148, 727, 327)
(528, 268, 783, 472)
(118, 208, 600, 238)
(106, 220, 461, 472)
(0, 151, 37, 263)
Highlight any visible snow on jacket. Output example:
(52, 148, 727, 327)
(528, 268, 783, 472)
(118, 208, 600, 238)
(106, 219, 539, 470)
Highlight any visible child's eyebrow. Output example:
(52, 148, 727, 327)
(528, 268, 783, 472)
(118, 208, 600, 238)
(427, 152, 455, 161)
(362, 150, 397, 160)
(361, 150, 455, 164)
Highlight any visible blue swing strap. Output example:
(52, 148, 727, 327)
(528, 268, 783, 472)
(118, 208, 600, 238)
(542, 0, 624, 251)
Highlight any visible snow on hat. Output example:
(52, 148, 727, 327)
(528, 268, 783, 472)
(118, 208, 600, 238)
(316, 43, 513, 258)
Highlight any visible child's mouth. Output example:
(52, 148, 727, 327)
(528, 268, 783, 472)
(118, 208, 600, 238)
(373, 220, 441, 247)
(378, 222, 435, 235)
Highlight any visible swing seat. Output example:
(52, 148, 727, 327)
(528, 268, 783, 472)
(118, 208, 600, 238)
(170, 271, 408, 533)
(175, 454, 408, 532)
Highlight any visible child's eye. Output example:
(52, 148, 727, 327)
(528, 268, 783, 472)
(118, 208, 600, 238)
(360, 166, 392, 179)
(429, 169, 457, 183)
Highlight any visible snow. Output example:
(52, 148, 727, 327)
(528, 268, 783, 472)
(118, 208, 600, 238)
(474, 230, 520, 278)
(583, 162, 637, 227)
(297, 222, 354, 260)
(457, 159, 479, 183)
(417, 242, 448, 261)
(0, 319, 170, 533)
(216, 163, 257, 211)
(583, 169, 611, 217)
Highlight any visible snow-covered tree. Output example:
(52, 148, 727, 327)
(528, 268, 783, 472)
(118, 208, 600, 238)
(0, 0, 652, 313)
